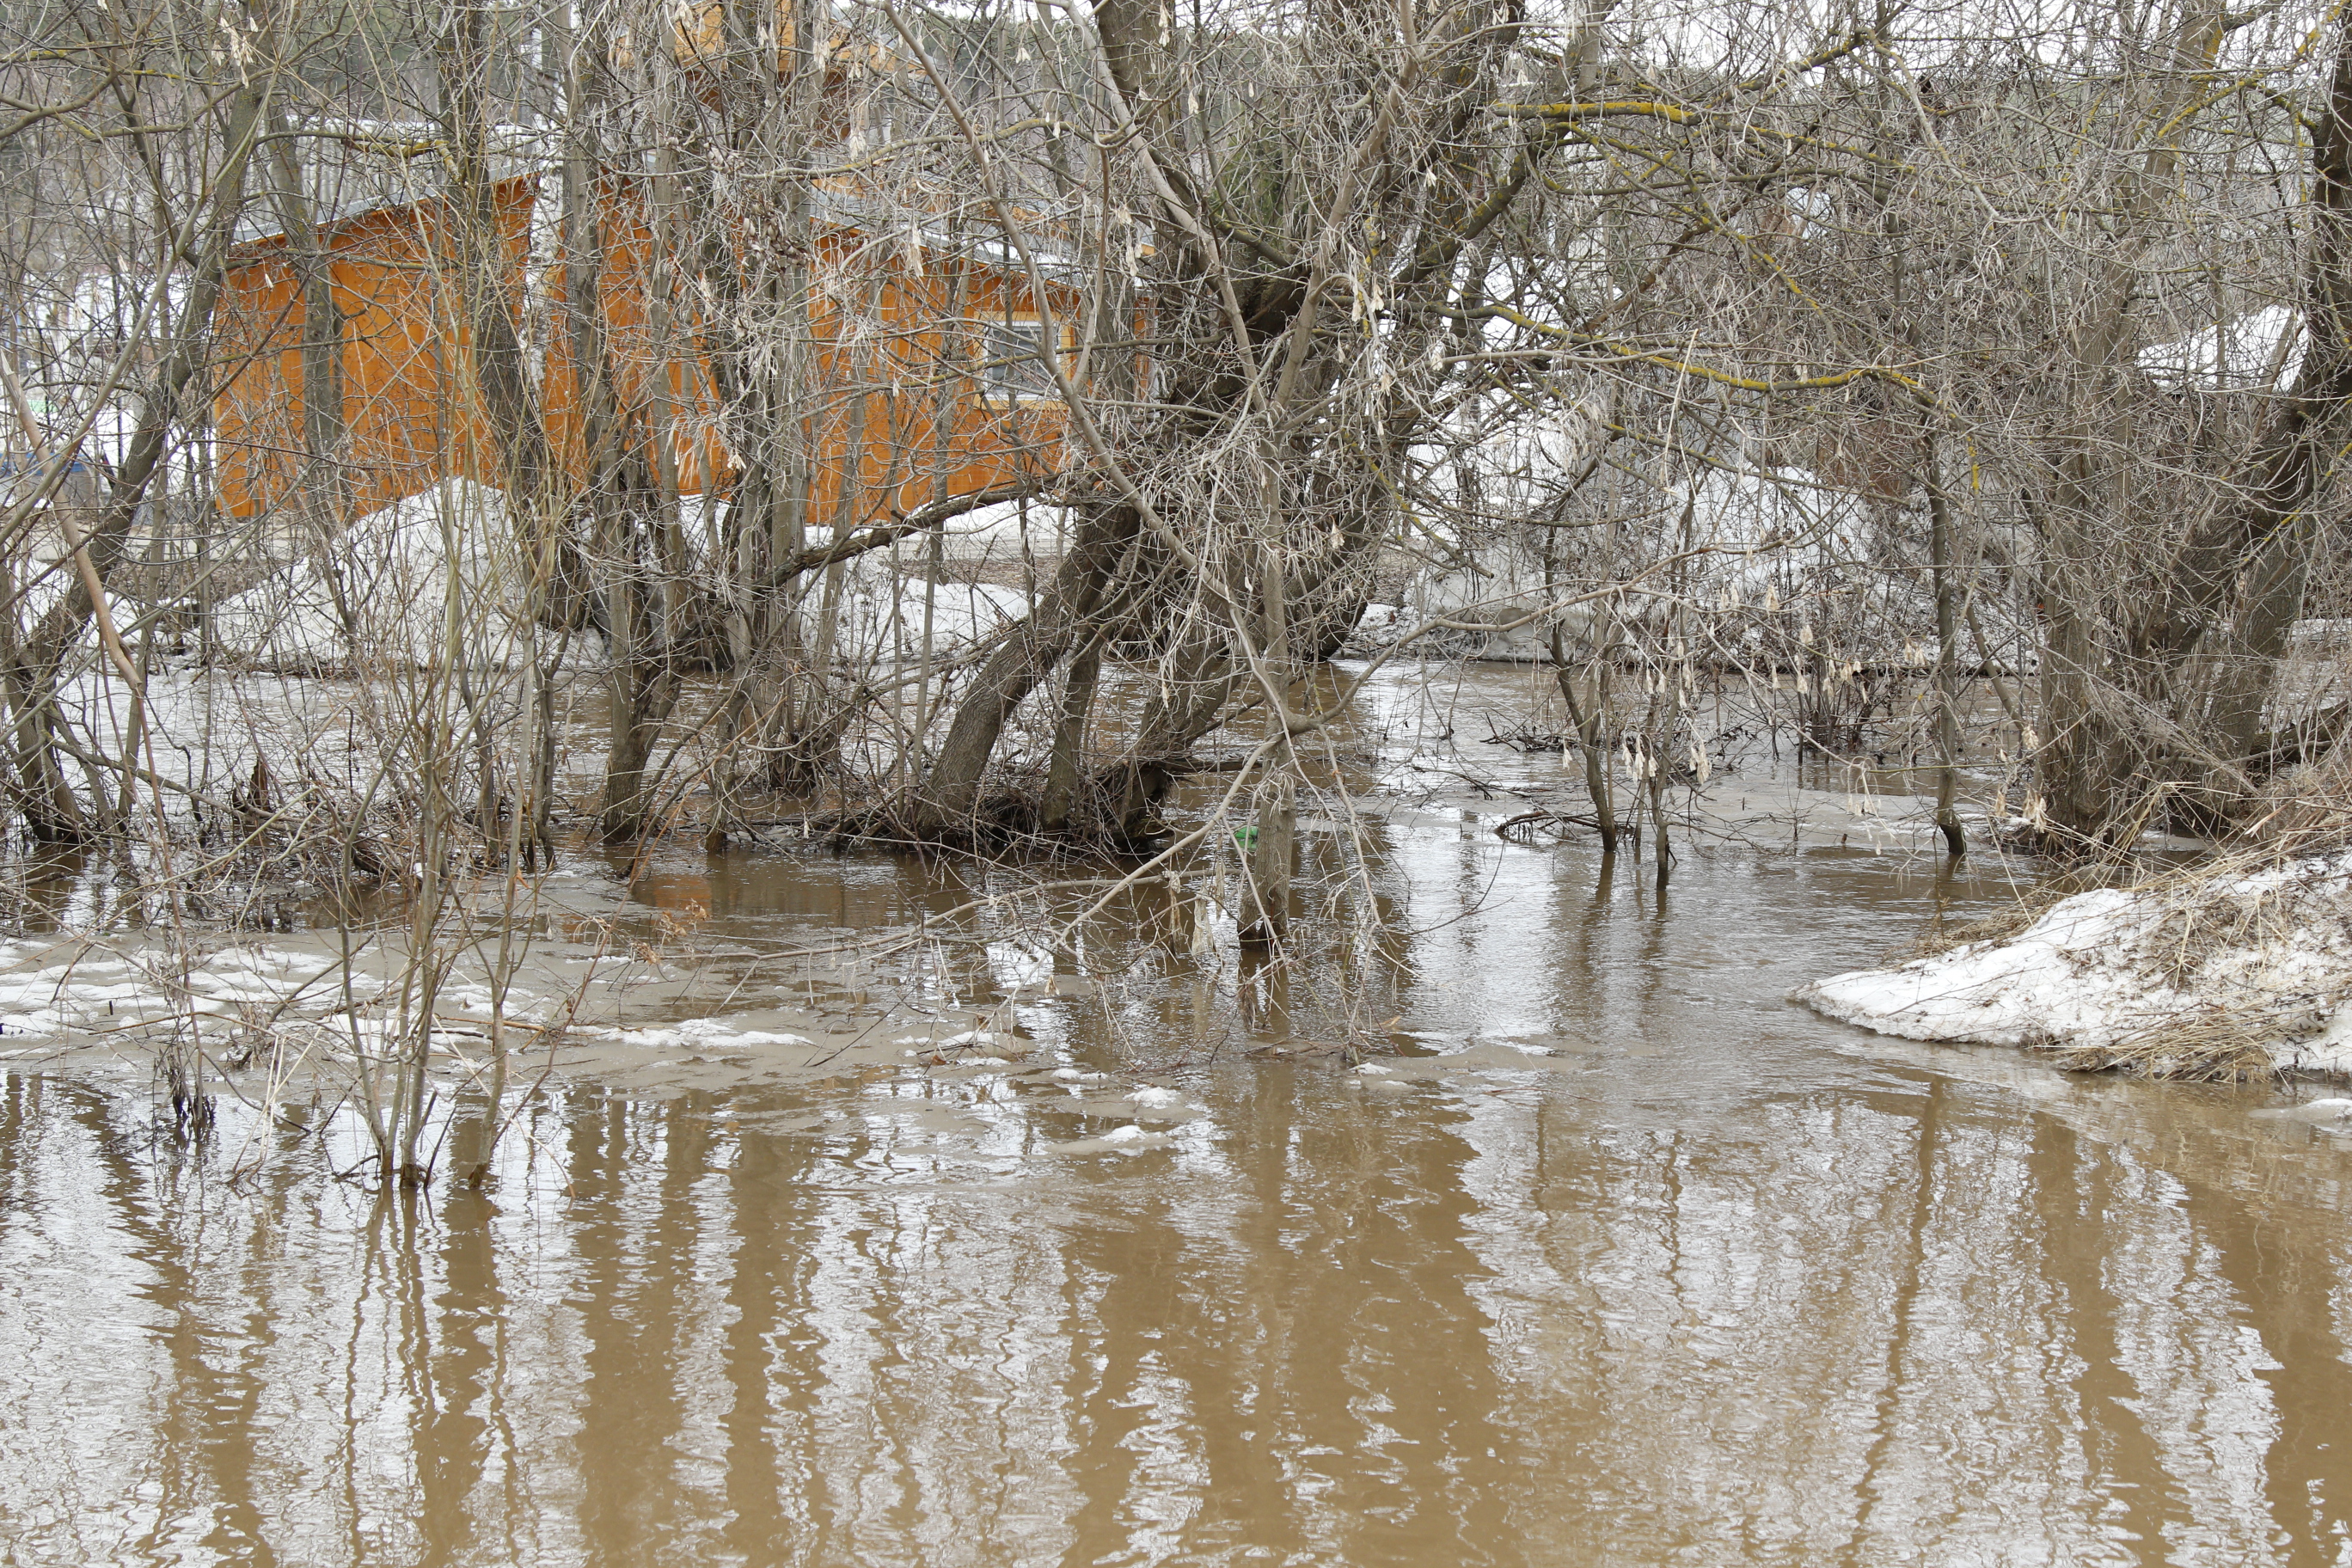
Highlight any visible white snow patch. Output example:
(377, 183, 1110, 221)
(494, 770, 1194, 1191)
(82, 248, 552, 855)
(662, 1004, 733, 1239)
(597, 1015, 815, 1050)
(1798, 853, 2352, 1075)
(2141, 304, 2304, 391)
(210, 479, 545, 670)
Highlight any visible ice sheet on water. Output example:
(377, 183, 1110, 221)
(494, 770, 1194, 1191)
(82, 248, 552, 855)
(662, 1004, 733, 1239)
(1042, 1123, 1174, 1155)
(591, 1014, 816, 1050)
(0, 939, 390, 1040)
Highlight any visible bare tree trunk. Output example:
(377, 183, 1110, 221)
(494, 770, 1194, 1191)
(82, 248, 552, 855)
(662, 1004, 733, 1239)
(264, 101, 346, 549)
(2118, 8, 2352, 824)
(4, 81, 264, 841)
(1552, 621, 1618, 856)
(595, 465, 678, 840)
(1547, 505, 1618, 857)
(1925, 437, 1966, 856)
(1646, 742, 1670, 887)
(1108, 622, 1233, 839)
(443, 0, 591, 628)
(2032, 0, 2226, 845)
(916, 502, 1140, 831)
(2199, 519, 2316, 765)
(1240, 543, 1297, 946)
(1038, 637, 1101, 830)
(1240, 766, 1295, 945)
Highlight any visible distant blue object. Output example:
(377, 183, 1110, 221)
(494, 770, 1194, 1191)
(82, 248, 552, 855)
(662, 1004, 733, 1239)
(0, 454, 88, 477)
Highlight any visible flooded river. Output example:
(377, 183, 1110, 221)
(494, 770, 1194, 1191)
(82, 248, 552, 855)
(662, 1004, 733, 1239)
(4, 665, 2352, 1565)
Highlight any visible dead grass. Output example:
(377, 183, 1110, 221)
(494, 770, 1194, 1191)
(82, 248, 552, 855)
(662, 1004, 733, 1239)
(2054, 1005, 2306, 1083)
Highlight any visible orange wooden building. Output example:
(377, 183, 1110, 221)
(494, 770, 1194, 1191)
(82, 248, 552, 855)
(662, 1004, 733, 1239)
(212, 173, 1075, 530)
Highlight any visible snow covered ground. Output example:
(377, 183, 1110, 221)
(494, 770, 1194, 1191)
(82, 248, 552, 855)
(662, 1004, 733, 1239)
(210, 478, 533, 669)
(205, 479, 1054, 672)
(2140, 303, 2305, 391)
(1798, 851, 2352, 1078)
(1388, 462, 2041, 668)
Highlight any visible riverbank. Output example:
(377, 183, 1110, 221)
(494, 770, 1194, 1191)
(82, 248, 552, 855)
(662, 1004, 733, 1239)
(1798, 843, 2352, 1081)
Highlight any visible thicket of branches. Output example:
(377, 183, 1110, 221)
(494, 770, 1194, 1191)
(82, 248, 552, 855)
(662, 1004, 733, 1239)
(2, 0, 2349, 893)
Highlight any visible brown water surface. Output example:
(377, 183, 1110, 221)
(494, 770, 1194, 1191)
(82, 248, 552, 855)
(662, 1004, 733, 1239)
(3, 665, 2350, 1565)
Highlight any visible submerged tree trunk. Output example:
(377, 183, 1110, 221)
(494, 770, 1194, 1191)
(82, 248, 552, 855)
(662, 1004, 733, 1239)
(1551, 605, 1618, 856)
(1240, 765, 1295, 945)
(915, 502, 1141, 833)
(1240, 542, 1299, 946)
(1925, 438, 1966, 856)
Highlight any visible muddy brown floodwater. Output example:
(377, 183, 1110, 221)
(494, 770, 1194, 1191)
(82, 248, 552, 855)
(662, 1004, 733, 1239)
(4, 663, 2352, 1566)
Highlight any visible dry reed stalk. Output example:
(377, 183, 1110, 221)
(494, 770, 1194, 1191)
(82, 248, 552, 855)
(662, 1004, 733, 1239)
(2055, 1007, 2297, 1082)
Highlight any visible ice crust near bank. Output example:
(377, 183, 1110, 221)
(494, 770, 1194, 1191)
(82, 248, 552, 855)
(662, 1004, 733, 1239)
(1798, 853, 2352, 1076)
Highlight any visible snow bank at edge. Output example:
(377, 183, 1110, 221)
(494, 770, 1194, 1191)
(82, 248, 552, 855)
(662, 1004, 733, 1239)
(1796, 854, 2352, 1077)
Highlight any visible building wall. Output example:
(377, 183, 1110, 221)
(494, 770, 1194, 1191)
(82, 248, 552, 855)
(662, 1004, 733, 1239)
(212, 175, 1071, 532)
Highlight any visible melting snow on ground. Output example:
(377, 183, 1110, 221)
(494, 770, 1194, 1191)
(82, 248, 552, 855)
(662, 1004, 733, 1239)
(1798, 852, 2352, 1077)
(210, 479, 534, 670)
(205, 480, 1057, 673)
